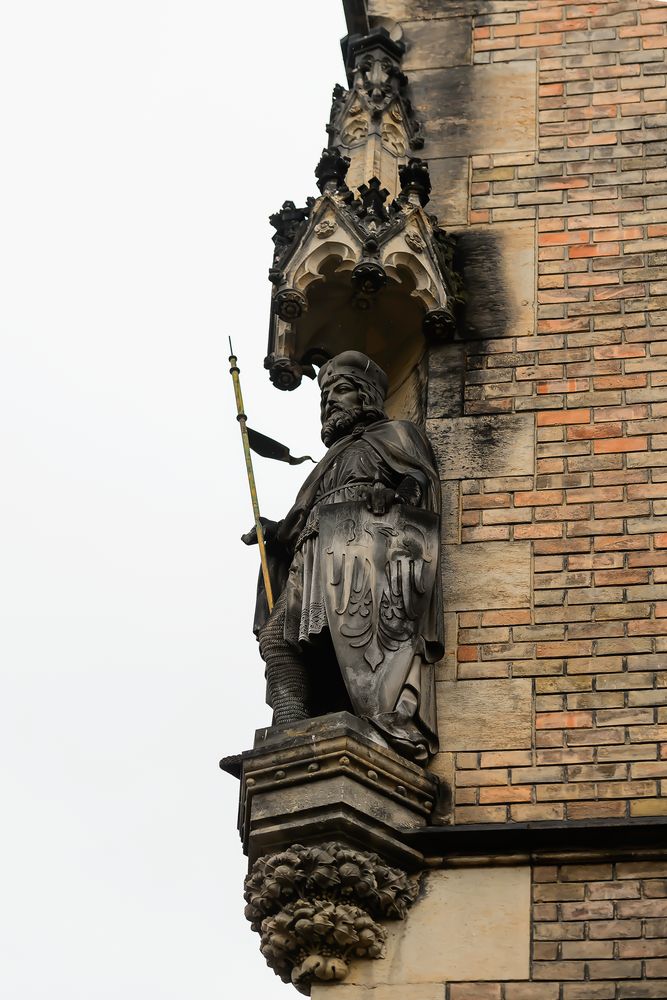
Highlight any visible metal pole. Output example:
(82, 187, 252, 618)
(228, 341, 274, 611)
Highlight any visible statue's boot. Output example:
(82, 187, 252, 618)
(258, 592, 309, 725)
(369, 687, 429, 764)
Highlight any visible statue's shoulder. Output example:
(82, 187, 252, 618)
(391, 418, 426, 433)
(370, 418, 430, 445)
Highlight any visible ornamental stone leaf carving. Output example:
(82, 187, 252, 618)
(244, 841, 418, 993)
(314, 220, 337, 239)
(405, 231, 426, 254)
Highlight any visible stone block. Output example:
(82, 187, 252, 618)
(457, 221, 537, 341)
(344, 866, 531, 985)
(441, 540, 532, 612)
(368, 0, 488, 18)
(427, 341, 466, 420)
(427, 156, 469, 227)
(440, 481, 460, 544)
(236, 712, 440, 867)
(428, 413, 535, 480)
(429, 750, 454, 822)
(385, 353, 427, 423)
(402, 17, 471, 71)
(312, 986, 444, 1000)
(437, 679, 533, 751)
(410, 64, 537, 160)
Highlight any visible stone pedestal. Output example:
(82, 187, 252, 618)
(222, 712, 445, 994)
(236, 711, 440, 868)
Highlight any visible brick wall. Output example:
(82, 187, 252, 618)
(368, 0, 667, 826)
(444, 858, 667, 1000)
(455, 0, 667, 825)
(318, 2, 667, 998)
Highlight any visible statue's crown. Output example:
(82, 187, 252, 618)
(318, 351, 388, 400)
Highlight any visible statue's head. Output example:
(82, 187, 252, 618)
(318, 351, 388, 446)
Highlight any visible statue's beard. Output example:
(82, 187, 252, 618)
(321, 405, 382, 446)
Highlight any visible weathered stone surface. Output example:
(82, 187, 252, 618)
(428, 414, 535, 481)
(410, 64, 537, 159)
(437, 679, 533, 751)
(428, 750, 454, 822)
(402, 17, 471, 71)
(238, 713, 439, 866)
(458, 221, 536, 341)
(441, 541, 532, 612)
(429, 750, 454, 787)
(344, 867, 531, 985)
(368, 0, 489, 18)
(250, 773, 423, 833)
(427, 156, 468, 227)
(245, 841, 419, 992)
(313, 985, 444, 1000)
(440, 481, 460, 544)
(427, 341, 465, 420)
(385, 353, 428, 424)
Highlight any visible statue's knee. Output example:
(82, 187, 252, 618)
(258, 611, 285, 663)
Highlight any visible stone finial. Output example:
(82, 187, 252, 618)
(356, 176, 390, 225)
(399, 157, 432, 207)
(315, 147, 350, 195)
(328, 27, 423, 200)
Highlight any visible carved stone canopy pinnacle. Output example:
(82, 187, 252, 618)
(265, 157, 459, 401)
(264, 25, 463, 406)
(329, 27, 423, 201)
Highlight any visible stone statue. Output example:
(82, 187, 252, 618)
(244, 350, 442, 764)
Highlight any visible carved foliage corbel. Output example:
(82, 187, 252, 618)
(244, 841, 418, 993)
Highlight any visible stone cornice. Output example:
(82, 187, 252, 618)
(407, 817, 667, 865)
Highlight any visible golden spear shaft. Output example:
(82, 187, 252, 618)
(228, 341, 274, 612)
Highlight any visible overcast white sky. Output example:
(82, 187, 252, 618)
(0, 2, 348, 996)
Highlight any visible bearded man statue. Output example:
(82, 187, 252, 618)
(244, 351, 443, 764)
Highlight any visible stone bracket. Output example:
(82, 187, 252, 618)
(235, 712, 441, 869)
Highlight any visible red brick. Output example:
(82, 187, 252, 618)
(482, 609, 532, 626)
(541, 83, 565, 97)
(536, 711, 594, 730)
(538, 409, 591, 426)
(539, 231, 590, 246)
(520, 33, 564, 48)
(593, 437, 648, 454)
(495, 23, 537, 38)
(569, 242, 620, 259)
(479, 785, 532, 804)
(641, 8, 667, 23)
(567, 423, 622, 440)
(515, 490, 564, 507)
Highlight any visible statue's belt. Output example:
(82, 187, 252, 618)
(293, 482, 375, 552)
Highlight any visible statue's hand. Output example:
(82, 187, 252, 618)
(241, 517, 280, 547)
(396, 475, 423, 507)
(362, 482, 396, 516)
